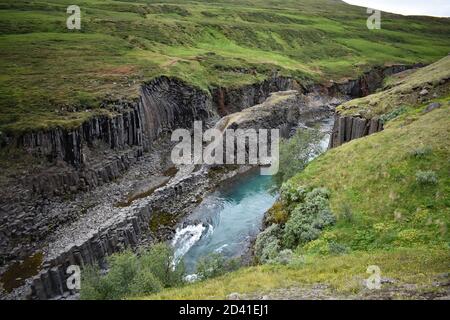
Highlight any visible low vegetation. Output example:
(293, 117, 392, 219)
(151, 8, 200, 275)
(1, 0, 450, 132)
(338, 55, 450, 118)
(275, 128, 324, 186)
(81, 243, 184, 300)
(196, 253, 241, 281)
(139, 248, 449, 299)
(290, 102, 449, 253)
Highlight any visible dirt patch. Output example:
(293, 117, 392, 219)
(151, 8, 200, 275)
(0, 252, 43, 293)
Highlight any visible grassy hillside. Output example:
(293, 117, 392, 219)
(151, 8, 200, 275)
(338, 55, 450, 118)
(136, 60, 450, 300)
(1, 0, 450, 132)
(140, 249, 449, 299)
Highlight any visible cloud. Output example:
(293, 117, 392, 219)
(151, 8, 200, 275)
(343, 0, 450, 17)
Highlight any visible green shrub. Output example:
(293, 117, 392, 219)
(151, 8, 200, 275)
(280, 181, 308, 208)
(283, 188, 335, 248)
(260, 239, 281, 263)
(275, 249, 293, 265)
(303, 239, 349, 256)
(196, 253, 241, 280)
(80, 250, 138, 300)
(395, 229, 424, 246)
(380, 106, 408, 124)
(128, 270, 163, 296)
(101, 250, 139, 299)
(80, 243, 184, 300)
(339, 203, 354, 222)
(302, 238, 330, 255)
(415, 170, 438, 185)
(254, 224, 282, 263)
(139, 243, 184, 288)
(80, 265, 112, 300)
(328, 242, 349, 255)
(275, 129, 324, 185)
(350, 229, 377, 250)
(409, 146, 432, 158)
(265, 201, 289, 225)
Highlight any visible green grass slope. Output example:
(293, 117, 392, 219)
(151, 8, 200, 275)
(338, 55, 450, 118)
(140, 249, 449, 299)
(1, 0, 450, 132)
(136, 61, 450, 300)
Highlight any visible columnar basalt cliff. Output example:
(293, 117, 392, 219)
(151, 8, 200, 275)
(212, 76, 301, 116)
(8, 66, 410, 185)
(326, 64, 419, 148)
(2, 76, 301, 199)
(328, 115, 383, 148)
(329, 64, 419, 98)
(19, 76, 215, 169)
(28, 169, 211, 300)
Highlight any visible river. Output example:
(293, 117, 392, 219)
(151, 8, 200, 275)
(172, 117, 334, 276)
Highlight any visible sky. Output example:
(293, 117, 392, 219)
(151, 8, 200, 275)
(343, 0, 450, 17)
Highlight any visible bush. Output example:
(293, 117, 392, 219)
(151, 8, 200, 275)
(415, 170, 438, 185)
(128, 270, 163, 296)
(275, 129, 324, 185)
(254, 224, 282, 263)
(196, 253, 240, 280)
(102, 250, 139, 299)
(283, 188, 335, 248)
(380, 106, 407, 124)
(265, 201, 289, 225)
(303, 239, 348, 256)
(80, 265, 112, 300)
(80, 250, 138, 300)
(80, 243, 184, 300)
(280, 181, 308, 208)
(339, 203, 354, 222)
(139, 243, 184, 288)
(302, 238, 330, 255)
(275, 249, 293, 265)
(260, 239, 281, 263)
(328, 242, 349, 255)
(410, 146, 432, 158)
(395, 229, 423, 246)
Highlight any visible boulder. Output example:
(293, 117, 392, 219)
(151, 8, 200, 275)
(419, 89, 429, 96)
(423, 102, 442, 113)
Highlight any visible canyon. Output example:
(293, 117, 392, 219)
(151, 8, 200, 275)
(0, 64, 415, 299)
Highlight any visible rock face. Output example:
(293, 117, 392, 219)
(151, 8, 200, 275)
(326, 64, 417, 148)
(328, 115, 383, 148)
(218, 90, 332, 133)
(28, 169, 210, 300)
(19, 76, 214, 169)
(212, 76, 301, 116)
(4, 66, 410, 195)
(329, 64, 418, 97)
(8, 76, 297, 197)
